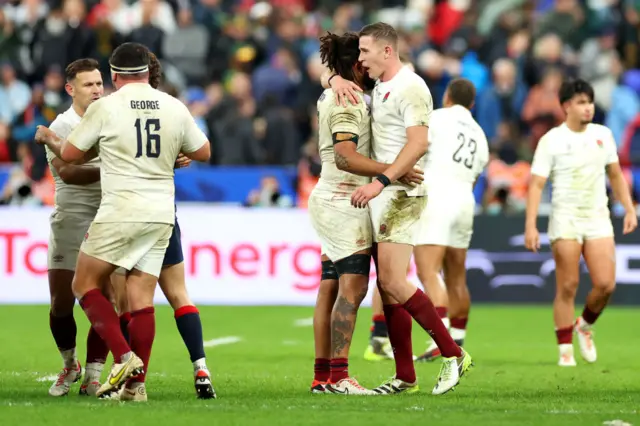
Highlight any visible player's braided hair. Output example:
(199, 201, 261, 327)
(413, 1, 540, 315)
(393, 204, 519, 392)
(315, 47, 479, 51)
(148, 51, 162, 89)
(319, 31, 360, 82)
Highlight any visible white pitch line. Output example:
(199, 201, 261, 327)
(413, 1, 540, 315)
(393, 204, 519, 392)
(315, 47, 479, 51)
(203, 336, 242, 347)
(35, 375, 58, 382)
(293, 317, 314, 327)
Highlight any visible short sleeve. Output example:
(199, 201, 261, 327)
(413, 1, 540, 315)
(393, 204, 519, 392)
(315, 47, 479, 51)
(180, 105, 208, 154)
(46, 118, 71, 163)
(328, 102, 362, 136)
(67, 101, 103, 152)
(474, 134, 490, 177)
(530, 134, 553, 178)
(604, 128, 619, 165)
(398, 83, 432, 128)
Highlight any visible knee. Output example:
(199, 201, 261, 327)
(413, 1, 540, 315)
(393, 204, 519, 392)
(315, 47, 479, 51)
(594, 280, 616, 296)
(556, 280, 579, 301)
(416, 269, 430, 286)
(163, 285, 191, 310)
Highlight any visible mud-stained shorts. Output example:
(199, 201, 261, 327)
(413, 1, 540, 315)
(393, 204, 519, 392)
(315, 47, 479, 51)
(369, 190, 427, 245)
(48, 211, 96, 271)
(81, 222, 173, 278)
(308, 191, 372, 262)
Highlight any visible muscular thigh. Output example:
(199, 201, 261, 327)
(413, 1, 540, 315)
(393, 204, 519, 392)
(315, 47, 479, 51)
(582, 236, 615, 287)
(552, 239, 583, 286)
(309, 193, 372, 263)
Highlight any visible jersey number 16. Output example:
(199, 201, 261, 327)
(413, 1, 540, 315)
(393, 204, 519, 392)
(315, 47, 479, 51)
(452, 132, 477, 170)
(135, 118, 161, 158)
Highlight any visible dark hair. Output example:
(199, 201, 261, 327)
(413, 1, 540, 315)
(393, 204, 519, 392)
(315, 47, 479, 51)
(359, 22, 398, 49)
(558, 78, 594, 104)
(109, 42, 150, 75)
(65, 58, 100, 82)
(319, 31, 360, 81)
(148, 51, 162, 89)
(446, 78, 476, 109)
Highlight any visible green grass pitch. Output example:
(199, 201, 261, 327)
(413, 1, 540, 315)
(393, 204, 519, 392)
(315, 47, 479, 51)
(0, 305, 637, 426)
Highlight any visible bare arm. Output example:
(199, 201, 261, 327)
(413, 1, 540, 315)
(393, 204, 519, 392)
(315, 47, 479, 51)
(37, 128, 97, 165)
(334, 133, 388, 177)
(525, 175, 547, 230)
(321, 69, 334, 90)
(380, 125, 428, 182)
(50, 157, 100, 185)
(607, 162, 635, 214)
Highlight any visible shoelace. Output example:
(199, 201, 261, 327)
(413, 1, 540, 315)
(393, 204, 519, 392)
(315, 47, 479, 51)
(437, 359, 455, 383)
(55, 368, 72, 386)
(345, 378, 366, 390)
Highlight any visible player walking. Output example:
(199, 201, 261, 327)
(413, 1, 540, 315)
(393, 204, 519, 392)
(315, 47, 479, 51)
(525, 79, 637, 366)
(35, 42, 211, 398)
(334, 22, 473, 395)
(413, 78, 489, 362)
(44, 58, 111, 397)
(309, 31, 422, 395)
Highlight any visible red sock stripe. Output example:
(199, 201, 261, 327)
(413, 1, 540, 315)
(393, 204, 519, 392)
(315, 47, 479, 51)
(372, 314, 385, 323)
(556, 326, 573, 345)
(450, 317, 468, 330)
(120, 312, 132, 322)
(175, 305, 199, 318)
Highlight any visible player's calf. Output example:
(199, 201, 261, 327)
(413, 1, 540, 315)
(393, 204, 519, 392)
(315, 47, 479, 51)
(311, 259, 338, 392)
(328, 252, 370, 384)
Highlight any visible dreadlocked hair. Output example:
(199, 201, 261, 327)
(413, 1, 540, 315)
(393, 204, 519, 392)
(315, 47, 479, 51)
(148, 52, 162, 89)
(319, 31, 360, 81)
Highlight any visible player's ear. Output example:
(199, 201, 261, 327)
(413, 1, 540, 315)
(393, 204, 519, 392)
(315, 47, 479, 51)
(64, 82, 73, 97)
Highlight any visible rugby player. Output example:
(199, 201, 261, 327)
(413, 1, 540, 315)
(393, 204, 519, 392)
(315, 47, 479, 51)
(525, 79, 637, 366)
(107, 51, 216, 400)
(413, 78, 489, 362)
(332, 22, 472, 395)
(44, 58, 110, 397)
(35, 42, 211, 398)
(309, 32, 422, 395)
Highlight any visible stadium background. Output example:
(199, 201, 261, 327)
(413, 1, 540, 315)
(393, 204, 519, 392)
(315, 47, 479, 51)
(2, 0, 640, 305)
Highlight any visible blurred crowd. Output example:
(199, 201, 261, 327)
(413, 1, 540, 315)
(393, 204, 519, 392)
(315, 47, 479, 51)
(1, 0, 640, 212)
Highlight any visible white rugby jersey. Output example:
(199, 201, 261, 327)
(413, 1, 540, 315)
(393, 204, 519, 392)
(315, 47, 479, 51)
(531, 123, 619, 218)
(423, 106, 489, 197)
(315, 89, 371, 195)
(370, 65, 433, 195)
(67, 82, 208, 225)
(46, 106, 102, 215)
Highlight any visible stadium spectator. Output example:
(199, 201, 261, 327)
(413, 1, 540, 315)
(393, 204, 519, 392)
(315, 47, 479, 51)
(0, 0, 638, 210)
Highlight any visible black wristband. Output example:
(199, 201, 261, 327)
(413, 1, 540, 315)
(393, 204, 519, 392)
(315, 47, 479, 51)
(328, 74, 337, 87)
(376, 174, 391, 187)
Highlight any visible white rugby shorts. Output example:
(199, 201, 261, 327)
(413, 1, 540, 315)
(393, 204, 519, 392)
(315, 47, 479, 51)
(80, 222, 172, 278)
(369, 189, 427, 245)
(48, 211, 95, 271)
(548, 213, 614, 244)
(416, 193, 475, 249)
(308, 190, 372, 262)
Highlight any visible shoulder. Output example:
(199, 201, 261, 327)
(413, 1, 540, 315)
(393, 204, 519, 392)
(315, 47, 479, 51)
(587, 123, 614, 138)
(49, 109, 75, 135)
(398, 69, 430, 94)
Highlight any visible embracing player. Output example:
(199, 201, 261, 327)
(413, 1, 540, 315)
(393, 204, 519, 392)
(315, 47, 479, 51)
(334, 22, 473, 395)
(309, 31, 422, 395)
(414, 78, 488, 362)
(44, 58, 110, 397)
(109, 50, 216, 400)
(35, 42, 211, 398)
(525, 78, 637, 366)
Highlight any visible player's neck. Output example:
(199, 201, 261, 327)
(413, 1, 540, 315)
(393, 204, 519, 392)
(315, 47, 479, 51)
(379, 60, 403, 83)
(565, 119, 588, 133)
(71, 103, 87, 118)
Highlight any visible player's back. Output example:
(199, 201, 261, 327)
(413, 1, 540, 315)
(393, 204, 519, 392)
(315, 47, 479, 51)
(86, 83, 191, 224)
(315, 89, 371, 195)
(423, 106, 489, 197)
